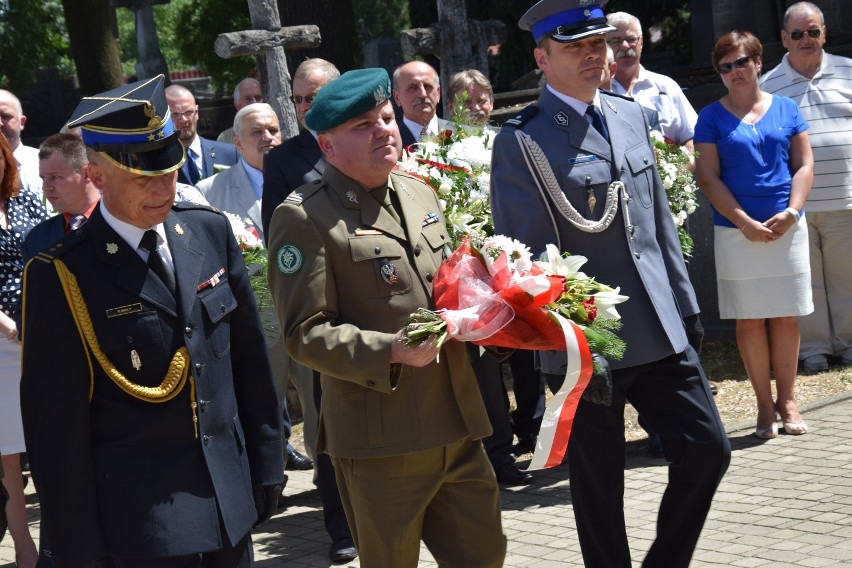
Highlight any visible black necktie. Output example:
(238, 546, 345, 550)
(586, 105, 610, 143)
(140, 229, 176, 295)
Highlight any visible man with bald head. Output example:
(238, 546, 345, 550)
(165, 84, 237, 186)
(0, 89, 43, 201)
(217, 78, 264, 145)
(392, 61, 450, 148)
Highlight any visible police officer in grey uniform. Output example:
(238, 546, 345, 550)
(490, 2, 731, 567)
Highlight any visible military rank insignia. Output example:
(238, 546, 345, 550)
(346, 190, 359, 204)
(422, 212, 440, 228)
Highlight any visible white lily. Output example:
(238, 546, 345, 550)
(538, 244, 588, 279)
(594, 286, 629, 320)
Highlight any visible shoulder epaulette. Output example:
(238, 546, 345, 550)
(502, 105, 539, 129)
(173, 201, 218, 213)
(286, 179, 323, 206)
(32, 228, 86, 264)
(600, 89, 634, 102)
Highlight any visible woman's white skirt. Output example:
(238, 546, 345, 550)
(0, 340, 25, 454)
(714, 216, 813, 320)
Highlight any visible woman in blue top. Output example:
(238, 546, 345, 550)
(695, 31, 814, 439)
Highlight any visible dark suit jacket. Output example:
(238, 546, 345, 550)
(261, 128, 326, 242)
(22, 214, 66, 266)
(21, 204, 283, 565)
(178, 136, 238, 186)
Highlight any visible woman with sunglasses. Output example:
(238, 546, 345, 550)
(694, 31, 814, 439)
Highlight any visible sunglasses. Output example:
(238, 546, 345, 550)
(289, 94, 315, 105)
(718, 56, 752, 74)
(788, 28, 821, 40)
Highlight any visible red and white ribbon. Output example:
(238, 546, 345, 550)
(526, 313, 593, 470)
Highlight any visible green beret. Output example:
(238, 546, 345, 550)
(305, 68, 392, 132)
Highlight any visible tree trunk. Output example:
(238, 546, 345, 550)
(62, 0, 124, 94)
(278, 0, 358, 72)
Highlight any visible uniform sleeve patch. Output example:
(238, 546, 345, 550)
(276, 244, 304, 275)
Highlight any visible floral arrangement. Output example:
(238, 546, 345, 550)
(650, 130, 699, 258)
(402, 234, 627, 361)
(397, 113, 496, 246)
(223, 212, 271, 313)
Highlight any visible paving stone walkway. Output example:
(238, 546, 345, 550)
(3, 393, 852, 567)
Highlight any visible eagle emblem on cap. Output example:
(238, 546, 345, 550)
(373, 86, 387, 104)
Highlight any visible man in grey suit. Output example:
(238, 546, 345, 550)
(490, 2, 730, 567)
(198, 103, 280, 240)
(392, 61, 451, 148)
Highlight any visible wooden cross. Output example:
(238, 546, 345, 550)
(214, 0, 321, 139)
(400, 0, 507, 116)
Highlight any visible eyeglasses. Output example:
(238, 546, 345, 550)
(289, 94, 315, 105)
(718, 56, 752, 74)
(171, 109, 197, 120)
(788, 28, 821, 41)
(606, 36, 641, 47)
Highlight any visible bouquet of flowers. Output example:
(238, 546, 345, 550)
(402, 234, 627, 360)
(650, 130, 699, 258)
(223, 212, 271, 314)
(397, 112, 496, 246)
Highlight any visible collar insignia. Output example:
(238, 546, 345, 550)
(106, 242, 119, 254)
(554, 111, 569, 126)
(175, 223, 184, 235)
(604, 99, 617, 113)
(346, 190, 359, 204)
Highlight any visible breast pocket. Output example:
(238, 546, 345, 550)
(559, 159, 613, 217)
(95, 311, 164, 376)
(200, 284, 238, 357)
(624, 144, 657, 208)
(348, 236, 413, 298)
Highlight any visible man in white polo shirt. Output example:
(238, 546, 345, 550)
(761, 1, 852, 373)
(605, 11, 697, 153)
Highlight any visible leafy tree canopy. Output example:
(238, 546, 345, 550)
(0, 0, 74, 90)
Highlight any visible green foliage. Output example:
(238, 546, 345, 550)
(0, 0, 74, 90)
(116, 0, 196, 78)
(172, 0, 254, 90)
(352, 0, 410, 42)
(605, 0, 692, 65)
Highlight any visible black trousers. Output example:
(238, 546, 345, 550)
(108, 531, 252, 567)
(565, 346, 730, 568)
(312, 370, 354, 544)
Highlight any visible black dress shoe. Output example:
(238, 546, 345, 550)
(329, 539, 358, 564)
(494, 463, 533, 486)
(286, 450, 314, 470)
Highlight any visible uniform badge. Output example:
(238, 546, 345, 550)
(379, 258, 399, 285)
(346, 190, 359, 204)
(604, 99, 618, 113)
(131, 349, 142, 370)
(554, 111, 569, 126)
(175, 224, 184, 235)
(277, 244, 304, 275)
(106, 243, 119, 254)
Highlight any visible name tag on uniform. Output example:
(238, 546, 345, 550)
(569, 154, 598, 164)
(354, 229, 383, 236)
(106, 303, 144, 318)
